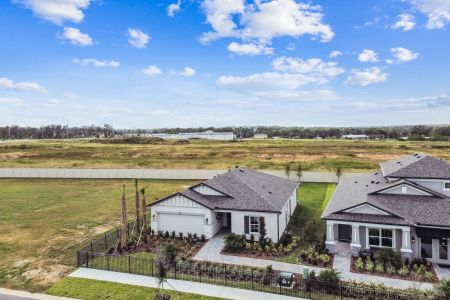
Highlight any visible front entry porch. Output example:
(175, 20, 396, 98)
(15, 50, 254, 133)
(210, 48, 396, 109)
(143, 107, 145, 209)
(325, 220, 413, 260)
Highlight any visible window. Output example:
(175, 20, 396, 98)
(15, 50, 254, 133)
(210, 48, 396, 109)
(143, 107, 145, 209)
(439, 239, 448, 260)
(421, 237, 433, 259)
(445, 182, 450, 190)
(368, 228, 393, 248)
(250, 216, 260, 234)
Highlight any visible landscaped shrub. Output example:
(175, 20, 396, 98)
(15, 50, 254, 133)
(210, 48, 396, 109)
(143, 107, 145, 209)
(318, 269, 341, 283)
(365, 257, 374, 272)
(259, 217, 267, 246)
(398, 264, 409, 276)
(162, 243, 178, 262)
(280, 232, 293, 246)
(375, 263, 384, 273)
(434, 279, 450, 300)
(262, 265, 274, 286)
(375, 248, 402, 269)
(299, 246, 332, 267)
(355, 257, 364, 271)
(224, 233, 246, 252)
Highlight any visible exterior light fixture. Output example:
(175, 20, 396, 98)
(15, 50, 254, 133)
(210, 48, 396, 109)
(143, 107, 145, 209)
(411, 236, 416, 244)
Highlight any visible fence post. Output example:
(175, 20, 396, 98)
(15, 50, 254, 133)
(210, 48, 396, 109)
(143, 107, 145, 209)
(107, 254, 110, 271)
(309, 279, 312, 299)
(104, 235, 108, 250)
(86, 252, 89, 268)
(199, 264, 202, 283)
(224, 266, 227, 286)
(174, 261, 177, 279)
(251, 270, 254, 290)
(128, 255, 131, 273)
(151, 259, 154, 276)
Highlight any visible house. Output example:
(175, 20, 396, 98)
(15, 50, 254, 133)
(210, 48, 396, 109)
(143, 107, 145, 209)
(253, 133, 269, 139)
(149, 168, 298, 242)
(322, 153, 450, 265)
(341, 134, 369, 140)
(148, 131, 235, 141)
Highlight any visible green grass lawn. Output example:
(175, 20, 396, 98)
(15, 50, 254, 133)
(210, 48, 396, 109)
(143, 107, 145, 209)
(276, 183, 336, 263)
(0, 179, 197, 292)
(47, 277, 226, 300)
(0, 138, 448, 171)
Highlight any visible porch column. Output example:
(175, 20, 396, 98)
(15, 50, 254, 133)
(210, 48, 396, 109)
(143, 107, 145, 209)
(350, 224, 361, 257)
(325, 221, 336, 254)
(400, 228, 413, 261)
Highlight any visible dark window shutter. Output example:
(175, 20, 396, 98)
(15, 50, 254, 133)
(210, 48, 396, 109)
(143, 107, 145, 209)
(244, 216, 249, 234)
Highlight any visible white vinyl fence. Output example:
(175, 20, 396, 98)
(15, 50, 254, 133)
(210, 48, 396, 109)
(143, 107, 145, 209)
(0, 168, 340, 183)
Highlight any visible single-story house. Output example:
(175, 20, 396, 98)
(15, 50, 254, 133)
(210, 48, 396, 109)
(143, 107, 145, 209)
(149, 168, 298, 242)
(322, 153, 450, 265)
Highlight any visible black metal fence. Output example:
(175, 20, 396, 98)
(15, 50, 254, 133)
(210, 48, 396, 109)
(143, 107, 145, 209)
(76, 250, 436, 300)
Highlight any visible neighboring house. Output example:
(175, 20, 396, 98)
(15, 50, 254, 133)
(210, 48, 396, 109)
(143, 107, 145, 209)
(341, 134, 369, 140)
(322, 153, 450, 265)
(148, 130, 235, 140)
(253, 133, 269, 139)
(149, 168, 298, 242)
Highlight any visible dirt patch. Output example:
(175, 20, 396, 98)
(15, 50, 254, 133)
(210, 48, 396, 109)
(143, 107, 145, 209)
(354, 153, 402, 161)
(90, 222, 118, 236)
(23, 264, 73, 287)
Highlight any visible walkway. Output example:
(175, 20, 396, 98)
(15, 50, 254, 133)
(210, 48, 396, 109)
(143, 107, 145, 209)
(70, 268, 306, 300)
(195, 235, 435, 290)
(434, 263, 450, 281)
(0, 288, 75, 300)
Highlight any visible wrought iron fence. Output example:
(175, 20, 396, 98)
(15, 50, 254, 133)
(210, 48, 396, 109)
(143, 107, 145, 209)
(76, 250, 437, 300)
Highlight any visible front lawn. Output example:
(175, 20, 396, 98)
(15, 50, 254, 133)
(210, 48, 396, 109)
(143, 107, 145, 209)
(276, 183, 336, 264)
(47, 277, 226, 300)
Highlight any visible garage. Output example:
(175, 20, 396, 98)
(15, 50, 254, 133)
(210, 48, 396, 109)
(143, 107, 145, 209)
(158, 213, 204, 236)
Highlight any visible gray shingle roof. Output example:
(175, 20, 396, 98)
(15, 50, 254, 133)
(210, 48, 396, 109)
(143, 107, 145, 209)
(381, 153, 450, 179)
(152, 168, 298, 213)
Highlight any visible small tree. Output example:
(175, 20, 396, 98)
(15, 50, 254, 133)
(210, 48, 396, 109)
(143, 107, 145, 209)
(162, 243, 178, 263)
(224, 233, 246, 252)
(120, 185, 127, 249)
(134, 179, 140, 232)
(141, 188, 148, 242)
(295, 164, 303, 181)
(435, 279, 450, 300)
(284, 163, 291, 179)
(335, 166, 343, 182)
(259, 217, 267, 246)
(263, 265, 274, 286)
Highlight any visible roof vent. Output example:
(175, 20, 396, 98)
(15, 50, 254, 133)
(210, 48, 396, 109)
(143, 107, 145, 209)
(354, 181, 358, 183)
(376, 181, 380, 184)
(374, 172, 378, 175)
(239, 169, 244, 173)
(268, 191, 272, 194)
(370, 180, 375, 184)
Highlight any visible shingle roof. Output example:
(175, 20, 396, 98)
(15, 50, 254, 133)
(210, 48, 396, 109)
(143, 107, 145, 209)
(381, 153, 450, 179)
(151, 168, 298, 213)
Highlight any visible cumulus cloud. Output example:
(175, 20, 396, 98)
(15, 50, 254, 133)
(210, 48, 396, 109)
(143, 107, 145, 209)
(179, 67, 196, 77)
(0, 77, 47, 93)
(390, 47, 419, 62)
(167, 0, 181, 17)
(345, 67, 388, 86)
(408, 0, 450, 29)
(73, 58, 120, 68)
(227, 42, 273, 56)
(61, 27, 93, 46)
(128, 28, 150, 48)
(200, 0, 334, 48)
(358, 49, 378, 63)
(141, 65, 162, 76)
(329, 50, 342, 58)
(272, 57, 344, 79)
(14, 0, 91, 25)
(392, 14, 416, 31)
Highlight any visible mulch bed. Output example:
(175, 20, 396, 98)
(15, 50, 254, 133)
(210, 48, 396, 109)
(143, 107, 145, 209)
(350, 256, 439, 283)
(298, 256, 334, 269)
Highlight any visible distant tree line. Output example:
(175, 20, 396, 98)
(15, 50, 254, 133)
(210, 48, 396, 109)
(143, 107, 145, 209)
(1, 124, 449, 141)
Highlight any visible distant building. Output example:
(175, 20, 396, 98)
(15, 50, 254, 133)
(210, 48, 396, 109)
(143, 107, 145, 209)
(253, 133, 268, 139)
(342, 134, 369, 140)
(149, 130, 235, 141)
(313, 136, 323, 140)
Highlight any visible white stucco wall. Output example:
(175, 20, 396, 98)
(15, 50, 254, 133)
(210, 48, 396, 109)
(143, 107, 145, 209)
(230, 210, 280, 242)
(379, 184, 432, 196)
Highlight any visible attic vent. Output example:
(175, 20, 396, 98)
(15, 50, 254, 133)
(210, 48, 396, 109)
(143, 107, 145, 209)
(374, 172, 378, 175)
(354, 181, 358, 183)
(268, 191, 272, 194)
(239, 169, 244, 173)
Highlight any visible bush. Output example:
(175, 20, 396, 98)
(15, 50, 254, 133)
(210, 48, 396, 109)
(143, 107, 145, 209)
(365, 257, 374, 272)
(355, 257, 364, 271)
(280, 232, 293, 246)
(434, 279, 450, 299)
(376, 248, 402, 269)
(375, 263, 384, 273)
(162, 243, 178, 262)
(171, 231, 176, 239)
(263, 265, 274, 286)
(224, 233, 246, 252)
(398, 264, 409, 276)
(318, 269, 341, 283)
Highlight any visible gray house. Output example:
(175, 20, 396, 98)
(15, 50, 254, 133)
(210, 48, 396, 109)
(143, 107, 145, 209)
(322, 153, 450, 265)
(149, 168, 298, 242)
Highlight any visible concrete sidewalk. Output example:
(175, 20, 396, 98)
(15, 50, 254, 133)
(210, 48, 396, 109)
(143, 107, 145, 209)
(0, 288, 76, 300)
(70, 268, 306, 300)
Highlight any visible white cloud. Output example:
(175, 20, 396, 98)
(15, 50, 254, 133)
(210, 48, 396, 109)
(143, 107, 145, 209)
(408, 0, 450, 29)
(358, 49, 378, 63)
(345, 67, 388, 86)
(0, 77, 47, 93)
(127, 28, 150, 48)
(392, 14, 416, 31)
(167, 0, 181, 17)
(62, 27, 93, 46)
(179, 67, 196, 77)
(200, 0, 334, 46)
(15, 0, 91, 25)
(227, 42, 273, 56)
(141, 65, 162, 76)
(390, 47, 419, 62)
(73, 58, 120, 68)
(272, 57, 344, 78)
(329, 50, 342, 58)
(353, 17, 380, 29)
(0, 97, 25, 106)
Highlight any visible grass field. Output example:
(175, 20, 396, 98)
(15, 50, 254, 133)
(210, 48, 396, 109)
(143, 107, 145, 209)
(0, 139, 449, 171)
(0, 178, 197, 292)
(277, 183, 336, 263)
(48, 277, 225, 300)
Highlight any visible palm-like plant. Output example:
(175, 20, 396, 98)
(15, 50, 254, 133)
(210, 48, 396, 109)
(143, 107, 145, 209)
(435, 279, 450, 300)
(296, 163, 303, 181)
(120, 184, 127, 249)
(335, 166, 343, 182)
(141, 187, 148, 242)
(284, 163, 291, 179)
(134, 179, 140, 232)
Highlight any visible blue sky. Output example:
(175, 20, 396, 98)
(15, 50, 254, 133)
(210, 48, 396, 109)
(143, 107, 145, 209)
(1, 0, 449, 128)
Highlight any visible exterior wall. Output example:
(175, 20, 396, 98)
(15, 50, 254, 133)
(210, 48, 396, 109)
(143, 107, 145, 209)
(192, 185, 226, 196)
(230, 210, 280, 242)
(278, 188, 298, 239)
(379, 184, 431, 196)
(408, 179, 450, 197)
(344, 204, 390, 215)
(395, 229, 402, 251)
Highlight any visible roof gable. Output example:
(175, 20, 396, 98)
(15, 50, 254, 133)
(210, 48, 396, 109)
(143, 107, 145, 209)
(343, 203, 392, 215)
(381, 153, 450, 179)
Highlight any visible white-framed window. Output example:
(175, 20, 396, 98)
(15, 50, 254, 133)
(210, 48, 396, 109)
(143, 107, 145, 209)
(444, 182, 450, 190)
(250, 216, 260, 234)
(368, 228, 393, 247)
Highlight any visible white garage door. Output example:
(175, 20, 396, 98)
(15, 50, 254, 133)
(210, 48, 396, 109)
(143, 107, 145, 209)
(158, 213, 204, 235)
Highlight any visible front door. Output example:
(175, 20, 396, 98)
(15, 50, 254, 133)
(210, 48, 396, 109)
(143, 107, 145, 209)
(338, 224, 352, 242)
